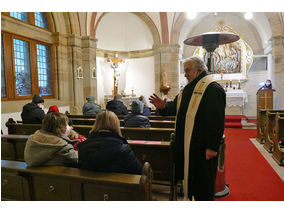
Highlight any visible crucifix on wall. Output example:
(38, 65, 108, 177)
(107, 51, 125, 95)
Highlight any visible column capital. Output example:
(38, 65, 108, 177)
(67, 34, 82, 48)
(52, 32, 68, 46)
(81, 36, 98, 49)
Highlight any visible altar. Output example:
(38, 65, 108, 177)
(225, 89, 248, 115)
(104, 95, 139, 110)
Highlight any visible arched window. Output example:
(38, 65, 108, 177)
(35, 12, 49, 30)
(10, 12, 29, 22)
(1, 12, 54, 100)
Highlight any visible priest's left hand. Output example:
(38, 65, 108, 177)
(206, 149, 217, 160)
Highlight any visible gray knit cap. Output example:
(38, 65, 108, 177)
(131, 100, 143, 114)
(86, 95, 96, 102)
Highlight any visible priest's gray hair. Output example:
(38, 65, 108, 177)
(183, 56, 208, 72)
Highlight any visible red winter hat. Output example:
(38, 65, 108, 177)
(48, 105, 59, 113)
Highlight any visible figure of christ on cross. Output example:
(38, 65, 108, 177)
(107, 52, 125, 95)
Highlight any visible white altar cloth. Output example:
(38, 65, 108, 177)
(226, 90, 248, 107)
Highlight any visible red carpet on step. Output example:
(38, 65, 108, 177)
(216, 128, 284, 201)
(225, 115, 246, 129)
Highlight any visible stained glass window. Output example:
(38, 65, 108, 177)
(35, 12, 49, 29)
(37, 44, 53, 96)
(1, 37, 7, 98)
(10, 12, 29, 22)
(13, 38, 32, 96)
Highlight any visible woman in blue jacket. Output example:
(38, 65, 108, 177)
(77, 110, 142, 175)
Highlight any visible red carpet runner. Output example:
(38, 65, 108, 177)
(225, 115, 247, 129)
(216, 128, 284, 201)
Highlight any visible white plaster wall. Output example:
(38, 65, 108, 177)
(274, 72, 284, 109)
(1, 106, 70, 134)
(167, 12, 175, 40)
(146, 12, 161, 39)
(242, 71, 267, 117)
(78, 12, 87, 36)
(96, 12, 154, 51)
(96, 56, 155, 108)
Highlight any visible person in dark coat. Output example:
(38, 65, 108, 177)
(106, 94, 128, 115)
(21, 94, 45, 124)
(77, 110, 142, 175)
(124, 100, 151, 128)
(82, 95, 101, 115)
(149, 56, 226, 201)
(139, 95, 151, 116)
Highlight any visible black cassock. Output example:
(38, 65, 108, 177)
(159, 71, 226, 200)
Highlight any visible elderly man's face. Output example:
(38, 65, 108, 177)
(184, 61, 203, 83)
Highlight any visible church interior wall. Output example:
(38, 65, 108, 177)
(1, 12, 283, 121)
(95, 12, 154, 51)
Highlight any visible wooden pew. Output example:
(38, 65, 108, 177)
(70, 118, 175, 128)
(263, 111, 284, 152)
(6, 119, 175, 141)
(1, 160, 153, 201)
(1, 134, 173, 185)
(65, 112, 176, 121)
(256, 109, 284, 144)
(1, 134, 29, 161)
(271, 114, 284, 166)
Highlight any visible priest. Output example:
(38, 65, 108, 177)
(149, 56, 226, 201)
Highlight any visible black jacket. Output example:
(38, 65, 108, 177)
(106, 100, 128, 115)
(77, 131, 142, 175)
(124, 113, 151, 128)
(21, 102, 45, 124)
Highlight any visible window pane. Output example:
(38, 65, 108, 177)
(1, 37, 7, 98)
(10, 12, 29, 22)
(249, 56, 267, 72)
(13, 38, 32, 96)
(37, 43, 53, 96)
(34, 12, 49, 30)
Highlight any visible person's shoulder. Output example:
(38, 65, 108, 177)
(137, 114, 149, 120)
(208, 81, 225, 94)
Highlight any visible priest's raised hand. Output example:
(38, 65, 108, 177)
(149, 93, 167, 109)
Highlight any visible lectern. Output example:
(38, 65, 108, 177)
(257, 88, 274, 111)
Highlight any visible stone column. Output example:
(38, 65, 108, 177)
(153, 44, 180, 100)
(53, 32, 69, 101)
(67, 34, 84, 114)
(81, 36, 98, 102)
(270, 35, 284, 109)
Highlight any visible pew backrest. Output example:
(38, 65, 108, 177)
(2, 134, 172, 183)
(70, 118, 175, 128)
(1, 160, 152, 201)
(6, 119, 174, 141)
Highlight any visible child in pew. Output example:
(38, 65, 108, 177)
(24, 112, 78, 167)
(124, 100, 151, 128)
(77, 110, 142, 175)
(47, 105, 86, 150)
(139, 95, 151, 116)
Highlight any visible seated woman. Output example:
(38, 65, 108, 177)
(24, 112, 78, 167)
(77, 111, 142, 175)
(124, 100, 151, 128)
(139, 95, 151, 116)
